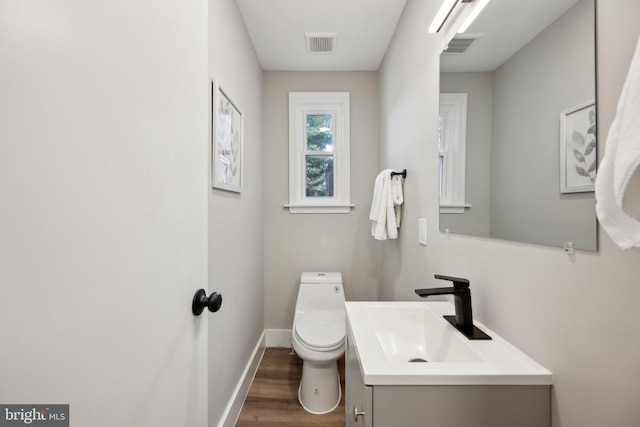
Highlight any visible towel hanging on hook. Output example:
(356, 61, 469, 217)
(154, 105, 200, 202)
(595, 36, 640, 249)
(369, 169, 405, 240)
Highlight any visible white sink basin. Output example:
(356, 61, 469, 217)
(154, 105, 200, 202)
(365, 304, 481, 363)
(346, 301, 553, 385)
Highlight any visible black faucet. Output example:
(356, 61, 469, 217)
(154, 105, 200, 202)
(415, 275, 491, 340)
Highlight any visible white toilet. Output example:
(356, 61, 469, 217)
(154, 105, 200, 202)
(291, 272, 346, 414)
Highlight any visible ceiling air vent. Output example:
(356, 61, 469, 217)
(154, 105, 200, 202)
(305, 32, 337, 53)
(443, 35, 480, 54)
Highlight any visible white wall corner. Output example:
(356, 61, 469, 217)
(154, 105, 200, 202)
(218, 331, 266, 427)
(266, 329, 293, 348)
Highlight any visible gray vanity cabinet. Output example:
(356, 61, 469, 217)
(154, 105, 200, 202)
(345, 332, 551, 427)
(345, 333, 373, 427)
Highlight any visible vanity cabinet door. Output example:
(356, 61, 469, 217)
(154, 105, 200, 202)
(345, 333, 373, 427)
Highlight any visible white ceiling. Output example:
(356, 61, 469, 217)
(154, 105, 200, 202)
(236, 0, 581, 73)
(236, 0, 408, 71)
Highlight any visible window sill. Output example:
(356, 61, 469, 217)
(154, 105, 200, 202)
(439, 204, 472, 214)
(284, 203, 354, 214)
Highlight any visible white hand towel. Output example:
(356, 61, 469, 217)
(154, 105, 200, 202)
(369, 169, 391, 222)
(595, 36, 640, 249)
(390, 174, 404, 229)
(370, 170, 404, 240)
(613, 37, 640, 222)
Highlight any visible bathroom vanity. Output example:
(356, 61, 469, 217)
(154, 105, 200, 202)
(345, 302, 552, 427)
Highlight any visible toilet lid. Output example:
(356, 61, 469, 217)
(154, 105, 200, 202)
(295, 311, 345, 349)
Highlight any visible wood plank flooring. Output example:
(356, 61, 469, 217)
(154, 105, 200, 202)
(236, 348, 346, 426)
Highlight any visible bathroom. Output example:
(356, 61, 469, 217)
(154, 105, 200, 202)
(1, 0, 639, 426)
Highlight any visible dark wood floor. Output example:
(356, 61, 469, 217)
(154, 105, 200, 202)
(236, 348, 346, 426)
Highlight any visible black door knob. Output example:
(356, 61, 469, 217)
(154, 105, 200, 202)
(192, 289, 223, 315)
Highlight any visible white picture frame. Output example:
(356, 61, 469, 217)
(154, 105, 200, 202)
(212, 80, 243, 193)
(560, 100, 596, 193)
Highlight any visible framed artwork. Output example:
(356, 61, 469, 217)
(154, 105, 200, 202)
(560, 100, 596, 193)
(212, 80, 243, 192)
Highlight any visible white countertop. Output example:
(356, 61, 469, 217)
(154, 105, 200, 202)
(345, 301, 553, 386)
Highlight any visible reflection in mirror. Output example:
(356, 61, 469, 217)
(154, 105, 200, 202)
(438, 0, 597, 251)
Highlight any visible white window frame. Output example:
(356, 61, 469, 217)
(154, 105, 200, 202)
(287, 92, 351, 214)
(439, 93, 470, 214)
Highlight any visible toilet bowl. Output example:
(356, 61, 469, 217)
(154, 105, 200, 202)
(291, 272, 346, 414)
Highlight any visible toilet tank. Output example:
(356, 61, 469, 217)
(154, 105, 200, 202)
(296, 272, 345, 313)
(300, 272, 342, 285)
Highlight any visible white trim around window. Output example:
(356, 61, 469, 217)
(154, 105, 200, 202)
(287, 92, 352, 214)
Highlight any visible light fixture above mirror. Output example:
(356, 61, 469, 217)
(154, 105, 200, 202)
(429, 0, 492, 46)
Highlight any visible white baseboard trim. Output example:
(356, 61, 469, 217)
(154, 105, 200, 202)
(218, 331, 266, 427)
(266, 329, 292, 348)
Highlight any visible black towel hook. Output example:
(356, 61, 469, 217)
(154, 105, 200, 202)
(391, 169, 407, 178)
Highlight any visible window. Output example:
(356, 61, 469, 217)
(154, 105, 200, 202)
(288, 92, 351, 213)
(439, 93, 469, 213)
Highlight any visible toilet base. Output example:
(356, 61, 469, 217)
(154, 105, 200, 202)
(298, 359, 341, 414)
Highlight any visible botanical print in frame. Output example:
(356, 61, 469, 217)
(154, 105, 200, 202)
(212, 80, 243, 192)
(560, 100, 596, 193)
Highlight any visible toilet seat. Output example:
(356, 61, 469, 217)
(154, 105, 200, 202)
(294, 311, 345, 351)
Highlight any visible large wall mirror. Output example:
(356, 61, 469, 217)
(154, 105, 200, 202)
(439, 0, 597, 251)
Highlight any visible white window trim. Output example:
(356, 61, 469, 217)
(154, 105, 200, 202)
(439, 93, 470, 214)
(287, 92, 352, 214)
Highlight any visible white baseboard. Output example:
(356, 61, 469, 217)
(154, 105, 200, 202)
(266, 329, 292, 348)
(216, 329, 293, 427)
(218, 331, 266, 427)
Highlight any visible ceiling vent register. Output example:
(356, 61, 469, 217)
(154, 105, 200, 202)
(443, 35, 480, 54)
(305, 32, 337, 53)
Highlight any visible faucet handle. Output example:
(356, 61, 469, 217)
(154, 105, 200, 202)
(434, 274, 469, 290)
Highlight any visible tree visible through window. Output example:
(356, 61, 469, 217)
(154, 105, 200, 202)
(305, 114, 334, 197)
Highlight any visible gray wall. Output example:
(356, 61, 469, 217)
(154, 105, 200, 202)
(208, 1, 264, 425)
(377, 0, 444, 302)
(490, 0, 596, 249)
(263, 72, 380, 330)
(379, 1, 640, 427)
(440, 72, 493, 237)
